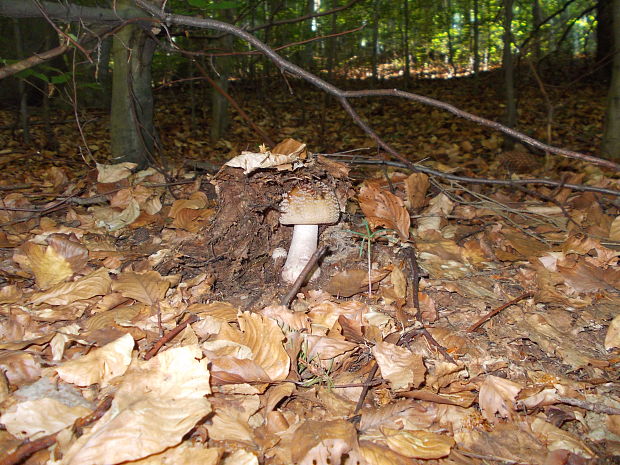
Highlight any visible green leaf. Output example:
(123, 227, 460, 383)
(51, 74, 70, 84)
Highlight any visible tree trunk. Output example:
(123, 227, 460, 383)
(12, 19, 30, 144)
(403, 0, 410, 85)
(371, 0, 380, 84)
(602, 0, 620, 159)
(110, 0, 158, 168)
(531, 0, 543, 61)
(301, 0, 315, 71)
(326, 0, 338, 81)
(444, 0, 456, 76)
(211, 11, 234, 142)
(502, 0, 517, 148)
(472, 0, 480, 75)
(597, 0, 613, 78)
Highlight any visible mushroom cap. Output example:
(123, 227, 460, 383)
(280, 183, 340, 225)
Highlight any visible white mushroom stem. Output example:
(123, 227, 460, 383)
(281, 224, 320, 283)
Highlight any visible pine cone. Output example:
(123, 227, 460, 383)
(498, 150, 541, 174)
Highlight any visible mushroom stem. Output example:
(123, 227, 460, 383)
(281, 224, 319, 283)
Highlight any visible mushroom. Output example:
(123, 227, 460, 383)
(279, 183, 340, 283)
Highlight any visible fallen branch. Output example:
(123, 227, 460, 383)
(468, 292, 533, 333)
(144, 313, 199, 360)
(135, 0, 620, 173)
(323, 155, 620, 197)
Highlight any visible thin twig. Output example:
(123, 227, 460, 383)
(468, 292, 533, 332)
(322, 155, 620, 197)
(281, 246, 328, 307)
(144, 314, 198, 360)
(402, 247, 457, 364)
(556, 396, 620, 415)
(353, 362, 379, 414)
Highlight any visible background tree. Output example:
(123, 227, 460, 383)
(602, 0, 620, 159)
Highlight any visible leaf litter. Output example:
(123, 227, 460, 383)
(1, 89, 620, 464)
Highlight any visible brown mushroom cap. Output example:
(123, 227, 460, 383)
(280, 183, 340, 225)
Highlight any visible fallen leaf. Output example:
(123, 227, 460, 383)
(55, 333, 134, 387)
(359, 184, 410, 240)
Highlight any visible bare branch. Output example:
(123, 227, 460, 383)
(135, 0, 620, 173)
(248, 0, 363, 33)
(0, 0, 138, 22)
(0, 44, 68, 79)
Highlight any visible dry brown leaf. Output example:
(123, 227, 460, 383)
(416, 193, 454, 235)
(61, 345, 211, 465)
(20, 236, 88, 290)
(373, 341, 426, 391)
(530, 416, 595, 458)
(558, 261, 620, 293)
(30, 267, 112, 305)
(0, 351, 42, 385)
(222, 449, 259, 465)
(112, 270, 170, 306)
(55, 333, 134, 387)
(271, 138, 308, 158)
(605, 314, 620, 350)
(382, 427, 455, 459)
(325, 268, 390, 298)
(359, 400, 419, 433)
(91, 198, 141, 231)
(208, 395, 259, 443)
(291, 419, 357, 465)
(401, 389, 476, 407)
(259, 305, 311, 332)
(212, 312, 290, 382)
(404, 172, 429, 210)
(131, 444, 221, 465)
(358, 440, 411, 465)
(478, 375, 522, 423)
(358, 184, 410, 240)
(0, 397, 91, 440)
(304, 334, 358, 361)
(96, 162, 136, 183)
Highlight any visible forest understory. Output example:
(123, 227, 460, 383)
(0, 69, 619, 465)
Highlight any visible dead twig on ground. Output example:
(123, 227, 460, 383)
(281, 246, 328, 307)
(323, 154, 620, 197)
(468, 292, 533, 332)
(144, 313, 199, 360)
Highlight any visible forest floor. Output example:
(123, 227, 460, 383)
(0, 69, 619, 465)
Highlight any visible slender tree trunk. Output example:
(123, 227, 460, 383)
(211, 11, 234, 141)
(371, 0, 380, 84)
(602, 0, 620, 159)
(403, 0, 410, 85)
(110, 0, 159, 168)
(597, 0, 613, 78)
(444, 0, 456, 75)
(42, 29, 57, 149)
(502, 0, 517, 147)
(531, 0, 543, 61)
(12, 19, 30, 144)
(473, 0, 480, 74)
(326, 0, 338, 81)
(302, 0, 315, 71)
